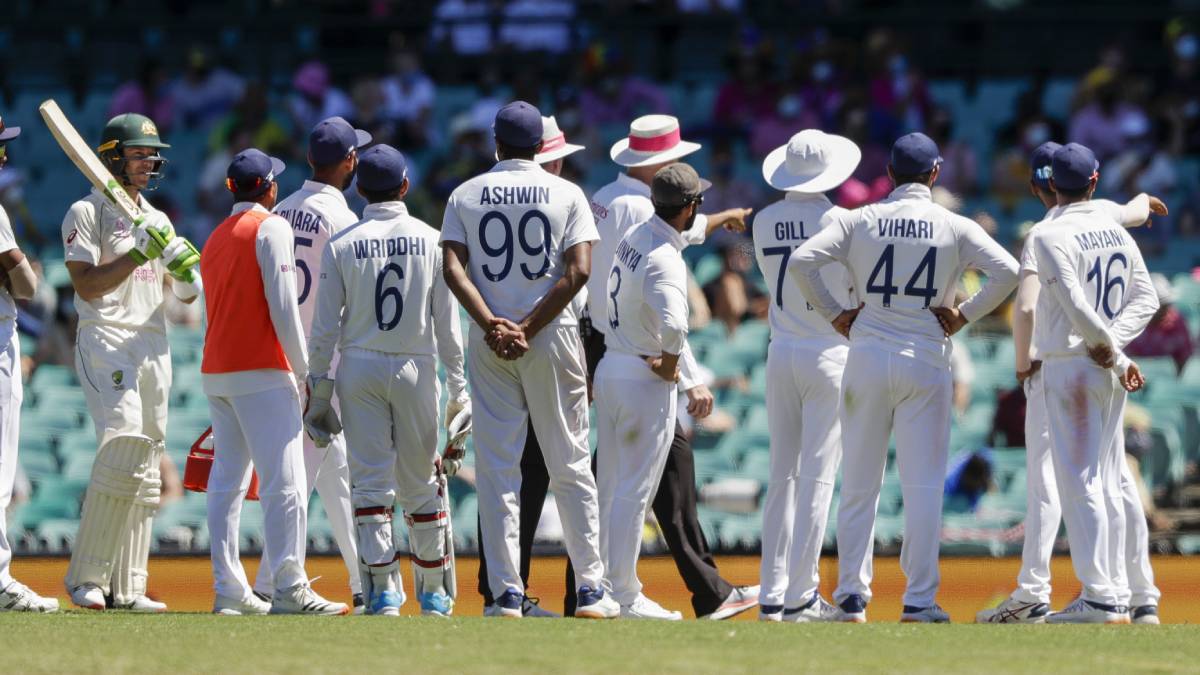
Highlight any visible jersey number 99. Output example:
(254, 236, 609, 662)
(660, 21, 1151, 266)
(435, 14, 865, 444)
(479, 210, 551, 282)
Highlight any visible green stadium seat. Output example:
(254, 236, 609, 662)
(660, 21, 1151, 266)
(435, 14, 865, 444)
(30, 364, 77, 389)
(36, 518, 80, 554)
(692, 254, 722, 288)
(718, 513, 762, 549)
(738, 449, 771, 483)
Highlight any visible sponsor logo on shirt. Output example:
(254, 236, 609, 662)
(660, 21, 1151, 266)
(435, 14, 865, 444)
(590, 201, 608, 220)
(66, 229, 78, 245)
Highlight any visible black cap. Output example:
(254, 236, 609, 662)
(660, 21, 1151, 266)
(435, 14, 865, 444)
(494, 101, 543, 148)
(227, 148, 286, 197)
(309, 116, 371, 166)
(356, 144, 409, 192)
(1029, 141, 1062, 188)
(651, 163, 711, 208)
(1050, 143, 1099, 191)
(890, 132, 942, 175)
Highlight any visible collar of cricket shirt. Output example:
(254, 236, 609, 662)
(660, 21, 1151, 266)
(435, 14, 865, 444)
(492, 158, 542, 172)
(784, 191, 833, 207)
(363, 201, 409, 219)
(231, 201, 270, 216)
(617, 171, 651, 198)
(648, 214, 688, 251)
(1056, 200, 1097, 218)
(302, 179, 350, 206)
(887, 182, 932, 202)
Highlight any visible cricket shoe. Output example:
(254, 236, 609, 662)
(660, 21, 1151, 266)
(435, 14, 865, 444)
(269, 583, 350, 615)
(575, 585, 620, 619)
(352, 592, 365, 615)
(483, 589, 523, 618)
(784, 593, 841, 623)
(1045, 598, 1129, 624)
(759, 604, 784, 622)
(109, 594, 167, 613)
(213, 593, 270, 616)
(701, 585, 760, 620)
(370, 590, 405, 616)
(1132, 605, 1160, 625)
(620, 593, 683, 621)
(832, 594, 867, 623)
(901, 604, 950, 623)
(0, 580, 59, 613)
(69, 583, 106, 611)
(975, 597, 1049, 624)
(522, 595, 560, 618)
(419, 591, 453, 617)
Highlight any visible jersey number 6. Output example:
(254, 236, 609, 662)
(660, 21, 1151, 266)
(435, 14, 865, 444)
(375, 262, 405, 331)
(479, 209, 551, 282)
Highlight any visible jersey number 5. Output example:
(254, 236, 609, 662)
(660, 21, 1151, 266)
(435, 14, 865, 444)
(479, 210, 551, 282)
(866, 244, 938, 308)
(294, 236, 313, 304)
(375, 263, 405, 331)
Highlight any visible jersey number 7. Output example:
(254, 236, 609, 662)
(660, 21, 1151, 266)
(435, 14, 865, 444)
(866, 244, 938, 308)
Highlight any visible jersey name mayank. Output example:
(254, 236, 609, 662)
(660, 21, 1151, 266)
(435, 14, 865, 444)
(1073, 228, 1126, 252)
(479, 185, 552, 205)
(876, 218, 934, 240)
(352, 236, 428, 260)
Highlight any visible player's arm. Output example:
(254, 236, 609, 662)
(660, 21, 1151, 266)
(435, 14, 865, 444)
(788, 211, 852, 322)
(517, 241, 591, 341)
(1102, 193, 1167, 229)
(432, 247, 468, 406)
(645, 250, 688, 383)
(0, 249, 35, 300)
(306, 242, 344, 380)
(257, 216, 308, 381)
(1107, 247, 1159, 349)
(1033, 235, 1126, 374)
(1012, 271, 1040, 378)
(944, 219, 1020, 332)
(687, 208, 753, 244)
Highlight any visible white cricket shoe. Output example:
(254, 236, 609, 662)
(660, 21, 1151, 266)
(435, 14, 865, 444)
(702, 585, 760, 620)
(0, 580, 59, 613)
(832, 594, 867, 623)
(113, 595, 167, 613)
(575, 585, 619, 619)
(1046, 597, 1129, 624)
(268, 583, 350, 616)
(1132, 605, 1160, 625)
(620, 594, 683, 621)
(69, 583, 106, 611)
(213, 593, 270, 616)
(484, 589, 523, 618)
(900, 604, 950, 623)
(784, 593, 841, 623)
(522, 596, 560, 618)
(975, 596, 1049, 624)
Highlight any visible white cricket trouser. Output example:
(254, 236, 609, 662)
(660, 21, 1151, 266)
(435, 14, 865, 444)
(595, 352, 677, 606)
(0, 325, 21, 588)
(254, 430, 360, 596)
(834, 342, 951, 609)
(1039, 356, 1124, 606)
(1119, 448, 1160, 607)
(75, 324, 170, 446)
(759, 337, 845, 609)
(1014, 369, 1059, 605)
(206, 384, 308, 599)
(469, 324, 606, 600)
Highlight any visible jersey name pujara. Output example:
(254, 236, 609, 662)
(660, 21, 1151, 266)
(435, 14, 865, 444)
(275, 207, 324, 235)
(614, 238, 643, 272)
(1073, 228, 1127, 252)
(876, 217, 934, 240)
(479, 185, 551, 205)
(351, 235, 428, 260)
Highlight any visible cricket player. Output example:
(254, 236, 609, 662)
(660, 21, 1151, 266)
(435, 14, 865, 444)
(596, 164, 713, 620)
(62, 113, 201, 612)
(1027, 143, 1157, 624)
(753, 130, 860, 622)
(0, 117, 56, 613)
(440, 101, 618, 619)
(306, 144, 469, 617)
(790, 132, 1019, 623)
(567, 113, 758, 620)
(978, 142, 1167, 625)
(475, 115, 583, 618)
(201, 148, 346, 616)
(255, 116, 369, 610)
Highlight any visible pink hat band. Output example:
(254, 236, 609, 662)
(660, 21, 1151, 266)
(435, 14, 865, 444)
(541, 132, 566, 153)
(628, 127, 680, 153)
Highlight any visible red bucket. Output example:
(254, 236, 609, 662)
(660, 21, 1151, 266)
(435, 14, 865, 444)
(183, 426, 260, 500)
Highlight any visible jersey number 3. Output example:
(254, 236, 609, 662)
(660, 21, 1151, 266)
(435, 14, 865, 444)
(866, 244, 938, 308)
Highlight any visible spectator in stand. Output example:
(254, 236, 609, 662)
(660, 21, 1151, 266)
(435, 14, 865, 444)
(432, 0, 495, 56)
(991, 113, 1062, 211)
(0, 161, 45, 250)
(193, 128, 254, 242)
(702, 141, 764, 240)
(287, 61, 354, 142)
(926, 109, 977, 197)
(1161, 27, 1199, 155)
(713, 52, 778, 141)
(422, 112, 494, 214)
(208, 82, 291, 159)
(381, 50, 436, 149)
(989, 383, 1026, 448)
(348, 77, 395, 149)
(172, 47, 245, 130)
(1126, 273, 1194, 374)
(1069, 76, 1150, 162)
(702, 242, 768, 334)
(866, 35, 933, 141)
(109, 59, 175, 135)
(500, 0, 575, 54)
(749, 92, 820, 160)
(578, 48, 671, 128)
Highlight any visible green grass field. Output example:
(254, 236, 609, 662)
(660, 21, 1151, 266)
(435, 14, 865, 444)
(3, 612, 1197, 674)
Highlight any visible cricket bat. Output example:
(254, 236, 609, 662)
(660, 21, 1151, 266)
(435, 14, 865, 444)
(38, 99, 201, 292)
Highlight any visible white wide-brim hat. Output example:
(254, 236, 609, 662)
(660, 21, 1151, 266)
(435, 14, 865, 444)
(609, 114, 701, 168)
(762, 129, 861, 193)
(535, 115, 585, 164)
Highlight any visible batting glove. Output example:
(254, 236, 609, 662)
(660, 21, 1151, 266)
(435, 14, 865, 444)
(303, 375, 341, 447)
(128, 223, 171, 265)
(162, 237, 201, 280)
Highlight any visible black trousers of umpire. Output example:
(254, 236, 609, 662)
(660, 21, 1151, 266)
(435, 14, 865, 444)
(474, 320, 734, 616)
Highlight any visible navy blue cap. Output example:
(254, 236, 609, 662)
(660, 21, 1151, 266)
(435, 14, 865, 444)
(227, 148, 286, 196)
(356, 144, 408, 192)
(1029, 141, 1062, 188)
(1050, 142, 1099, 191)
(0, 116, 20, 143)
(890, 132, 942, 175)
(494, 101, 543, 148)
(309, 116, 371, 166)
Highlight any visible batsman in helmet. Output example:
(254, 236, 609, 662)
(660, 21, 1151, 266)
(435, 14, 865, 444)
(61, 113, 201, 611)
